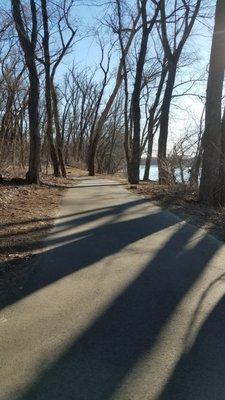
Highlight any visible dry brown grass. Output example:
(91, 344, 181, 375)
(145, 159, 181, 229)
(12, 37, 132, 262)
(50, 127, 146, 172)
(0, 184, 62, 262)
(128, 181, 225, 242)
(66, 166, 89, 178)
(0, 167, 80, 304)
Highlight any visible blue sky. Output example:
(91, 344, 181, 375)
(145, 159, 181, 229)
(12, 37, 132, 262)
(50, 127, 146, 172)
(59, 0, 215, 155)
(2, 0, 216, 155)
(72, 1, 214, 67)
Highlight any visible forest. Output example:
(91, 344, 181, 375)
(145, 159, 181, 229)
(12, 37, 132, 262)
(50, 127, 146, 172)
(0, 0, 224, 207)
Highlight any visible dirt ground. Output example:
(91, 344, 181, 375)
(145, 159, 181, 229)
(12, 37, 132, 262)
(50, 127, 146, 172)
(0, 167, 84, 305)
(128, 181, 225, 242)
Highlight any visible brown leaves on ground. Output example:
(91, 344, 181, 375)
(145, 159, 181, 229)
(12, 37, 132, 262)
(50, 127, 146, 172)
(0, 184, 62, 263)
(129, 181, 225, 242)
(0, 170, 80, 305)
(66, 166, 89, 178)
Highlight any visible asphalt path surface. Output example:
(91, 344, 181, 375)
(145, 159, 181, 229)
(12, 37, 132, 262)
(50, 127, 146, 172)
(1, 177, 225, 400)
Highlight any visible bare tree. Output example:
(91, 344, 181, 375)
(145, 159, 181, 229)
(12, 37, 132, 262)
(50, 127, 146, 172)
(189, 106, 205, 187)
(157, 0, 202, 184)
(50, 0, 76, 177)
(41, 0, 60, 177)
(115, 0, 160, 183)
(87, 4, 141, 176)
(128, 0, 160, 184)
(143, 55, 167, 181)
(87, 39, 111, 176)
(115, 0, 132, 180)
(11, 0, 41, 183)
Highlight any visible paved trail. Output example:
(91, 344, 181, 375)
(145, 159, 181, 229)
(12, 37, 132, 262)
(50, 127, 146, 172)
(1, 177, 225, 400)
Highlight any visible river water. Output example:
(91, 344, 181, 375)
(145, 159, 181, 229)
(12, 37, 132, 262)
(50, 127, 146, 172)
(122, 164, 190, 182)
(139, 165, 158, 180)
(139, 164, 190, 182)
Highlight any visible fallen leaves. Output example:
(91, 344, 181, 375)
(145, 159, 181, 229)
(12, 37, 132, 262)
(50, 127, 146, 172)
(0, 175, 68, 304)
(129, 181, 225, 242)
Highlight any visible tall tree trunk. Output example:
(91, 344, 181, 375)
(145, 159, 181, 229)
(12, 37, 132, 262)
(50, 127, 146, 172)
(199, 0, 225, 206)
(214, 109, 225, 205)
(158, 63, 177, 184)
(107, 124, 116, 174)
(88, 134, 99, 176)
(87, 8, 141, 176)
(26, 63, 41, 183)
(87, 146, 96, 176)
(158, 0, 201, 185)
(51, 82, 67, 177)
(128, 0, 160, 184)
(189, 148, 202, 187)
(86, 60, 127, 176)
(41, 0, 60, 177)
(143, 132, 154, 181)
(189, 107, 204, 187)
(11, 0, 41, 183)
(143, 58, 167, 181)
(129, 29, 147, 183)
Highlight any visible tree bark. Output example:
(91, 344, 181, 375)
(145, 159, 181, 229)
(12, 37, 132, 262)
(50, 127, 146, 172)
(143, 58, 167, 181)
(88, 138, 98, 176)
(158, 62, 177, 184)
(128, 0, 160, 184)
(51, 82, 67, 177)
(199, 0, 225, 206)
(143, 132, 154, 181)
(87, 11, 141, 176)
(214, 108, 225, 205)
(158, 0, 202, 185)
(11, 0, 41, 183)
(189, 149, 202, 187)
(41, 0, 60, 177)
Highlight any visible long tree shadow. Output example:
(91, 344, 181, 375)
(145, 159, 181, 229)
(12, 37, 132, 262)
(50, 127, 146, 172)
(0, 202, 176, 310)
(0, 198, 149, 307)
(158, 294, 225, 400)
(0, 198, 147, 241)
(43, 183, 126, 189)
(14, 217, 223, 400)
(0, 177, 128, 231)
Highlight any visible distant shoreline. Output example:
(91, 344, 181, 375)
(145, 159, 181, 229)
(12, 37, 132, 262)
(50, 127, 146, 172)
(140, 157, 193, 167)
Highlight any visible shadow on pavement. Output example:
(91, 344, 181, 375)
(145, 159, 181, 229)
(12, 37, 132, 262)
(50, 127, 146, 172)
(12, 210, 225, 400)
